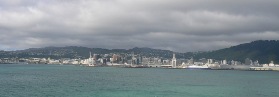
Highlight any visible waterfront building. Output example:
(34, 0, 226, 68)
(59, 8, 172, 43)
(254, 60, 260, 66)
(171, 53, 177, 68)
(222, 59, 227, 65)
(138, 55, 142, 64)
(251, 61, 279, 71)
(207, 59, 213, 64)
(200, 58, 207, 64)
(141, 57, 150, 65)
(194, 62, 203, 65)
(162, 59, 170, 65)
(231, 60, 235, 65)
(28, 58, 41, 64)
(88, 52, 94, 66)
(112, 54, 118, 63)
(188, 58, 194, 64)
(153, 57, 162, 64)
(48, 59, 60, 64)
(268, 61, 275, 67)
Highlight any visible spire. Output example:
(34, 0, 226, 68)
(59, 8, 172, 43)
(89, 52, 92, 58)
(172, 53, 176, 59)
(172, 53, 177, 68)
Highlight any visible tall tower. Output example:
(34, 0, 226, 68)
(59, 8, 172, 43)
(171, 53, 177, 68)
(112, 54, 117, 63)
(89, 52, 92, 58)
(131, 52, 135, 65)
(88, 52, 94, 66)
(223, 59, 227, 65)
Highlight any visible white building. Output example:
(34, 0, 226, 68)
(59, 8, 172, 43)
(171, 53, 177, 68)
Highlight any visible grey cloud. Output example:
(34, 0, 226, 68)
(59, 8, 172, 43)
(0, 0, 279, 52)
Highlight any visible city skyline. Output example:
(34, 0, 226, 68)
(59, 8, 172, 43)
(1, 0, 279, 52)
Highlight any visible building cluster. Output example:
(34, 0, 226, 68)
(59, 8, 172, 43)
(1, 52, 278, 70)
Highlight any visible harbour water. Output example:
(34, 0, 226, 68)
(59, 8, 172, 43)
(0, 64, 279, 97)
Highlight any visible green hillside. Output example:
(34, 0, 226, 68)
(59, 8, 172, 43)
(194, 40, 279, 64)
(1, 40, 278, 64)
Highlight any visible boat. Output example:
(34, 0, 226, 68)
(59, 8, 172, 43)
(186, 65, 211, 69)
(125, 65, 149, 68)
(88, 63, 95, 67)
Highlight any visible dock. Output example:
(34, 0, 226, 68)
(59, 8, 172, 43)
(250, 67, 279, 71)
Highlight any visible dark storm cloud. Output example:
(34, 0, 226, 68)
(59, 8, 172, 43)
(0, 0, 279, 52)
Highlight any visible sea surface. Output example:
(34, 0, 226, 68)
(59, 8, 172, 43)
(0, 64, 279, 97)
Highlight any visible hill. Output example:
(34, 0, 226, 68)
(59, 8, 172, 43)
(1, 40, 278, 64)
(194, 40, 279, 64)
(0, 46, 180, 59)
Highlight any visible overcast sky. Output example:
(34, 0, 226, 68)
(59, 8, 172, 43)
(0, 0, 279, 52)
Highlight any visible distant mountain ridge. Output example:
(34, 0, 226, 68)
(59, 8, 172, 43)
(0, 46, 179, 59)
(0, 40, 278, 63)
(194, 40, 279, 64)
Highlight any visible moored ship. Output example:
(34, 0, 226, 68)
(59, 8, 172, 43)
(186, 65, 210, 69)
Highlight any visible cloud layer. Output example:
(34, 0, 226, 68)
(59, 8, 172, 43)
(1, 0, 279, 52)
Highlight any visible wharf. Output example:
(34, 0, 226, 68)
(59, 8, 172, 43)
(250, 67, 279, 71)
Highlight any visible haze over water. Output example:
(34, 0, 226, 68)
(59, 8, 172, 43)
(0, 64, 278, 97)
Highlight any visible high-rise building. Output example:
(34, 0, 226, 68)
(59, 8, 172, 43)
(112, 54, 118, 63)
(171, 53, 177, 68)
(223, 59, 227, 65)
(207, 59, 213, 64)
